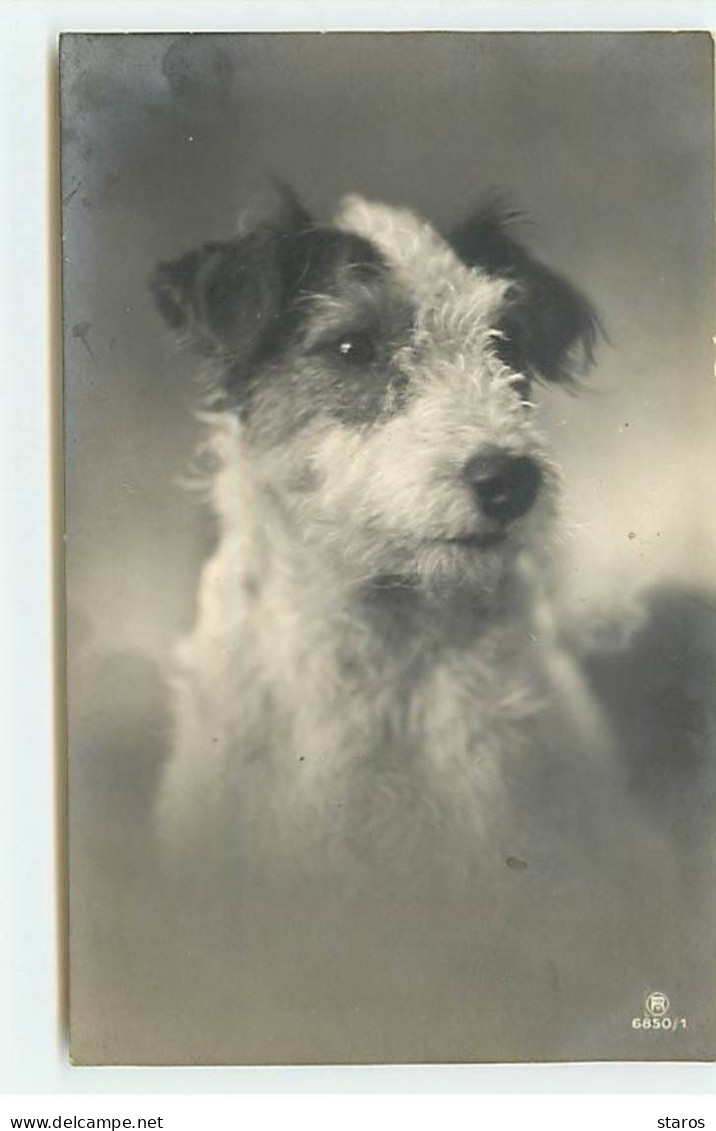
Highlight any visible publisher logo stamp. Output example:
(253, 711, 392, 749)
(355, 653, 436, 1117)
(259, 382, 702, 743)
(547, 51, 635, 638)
(645, 991, 670, 1017)
(632, 990, 687, 1032)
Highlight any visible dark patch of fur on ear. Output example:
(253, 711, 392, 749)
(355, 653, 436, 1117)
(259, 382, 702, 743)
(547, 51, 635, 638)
(151, 231, 309, 356)
(150, 188, 318, 405)
(448, 200, 601, 385)
(151, 248, 204, 332)
(150, 187, 389, 410)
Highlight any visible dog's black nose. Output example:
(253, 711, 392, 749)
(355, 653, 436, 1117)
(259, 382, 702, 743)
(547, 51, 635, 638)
(464, 449, 542, 523)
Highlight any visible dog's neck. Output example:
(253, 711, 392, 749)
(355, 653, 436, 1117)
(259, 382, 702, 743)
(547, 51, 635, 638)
(206, 428, 547, 704)
(171, 417, 581, 868)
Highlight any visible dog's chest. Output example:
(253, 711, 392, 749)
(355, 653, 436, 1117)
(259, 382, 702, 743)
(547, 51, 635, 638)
(168, 544, 603, 875)
(225, 620, 542, 848)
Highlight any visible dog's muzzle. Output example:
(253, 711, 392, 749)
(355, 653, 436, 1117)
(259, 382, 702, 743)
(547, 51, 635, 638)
(463, 448, 542, 524)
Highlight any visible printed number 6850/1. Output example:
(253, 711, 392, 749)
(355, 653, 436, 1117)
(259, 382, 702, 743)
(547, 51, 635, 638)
(631, 1017, 687, 1030)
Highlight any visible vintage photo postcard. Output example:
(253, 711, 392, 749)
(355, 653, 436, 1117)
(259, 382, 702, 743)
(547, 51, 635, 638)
(60, 31, 716, 1065)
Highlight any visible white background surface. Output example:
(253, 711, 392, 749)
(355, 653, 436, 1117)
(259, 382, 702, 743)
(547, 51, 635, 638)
(1, 0, 715, 1108)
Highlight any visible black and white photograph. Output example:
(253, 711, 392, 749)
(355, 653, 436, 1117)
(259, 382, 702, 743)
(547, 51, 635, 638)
(60, 31, 716, 1065)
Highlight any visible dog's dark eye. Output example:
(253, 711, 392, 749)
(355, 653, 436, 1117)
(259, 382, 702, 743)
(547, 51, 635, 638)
(333, 332, 377, 366)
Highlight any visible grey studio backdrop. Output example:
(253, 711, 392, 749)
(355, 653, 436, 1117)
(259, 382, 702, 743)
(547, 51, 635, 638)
(60, 32, 716, 1064)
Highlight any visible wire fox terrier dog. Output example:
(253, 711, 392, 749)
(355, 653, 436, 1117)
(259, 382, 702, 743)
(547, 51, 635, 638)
(150, 191, 633, 898)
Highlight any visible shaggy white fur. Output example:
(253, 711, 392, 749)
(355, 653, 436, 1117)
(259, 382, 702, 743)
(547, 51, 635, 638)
(132, 194, 716, 1065)
(158, 197, 622, 890)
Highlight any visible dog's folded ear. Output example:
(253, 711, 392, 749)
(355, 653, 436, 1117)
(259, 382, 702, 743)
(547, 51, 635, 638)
(150, 187, 315, 386)
(151, 236, 278, 356)
(151, 246, 212, 336)
(449, 203, 601, 385)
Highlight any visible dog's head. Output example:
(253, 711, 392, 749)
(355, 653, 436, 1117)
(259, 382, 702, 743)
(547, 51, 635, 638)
(152, 191, 599, 592)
